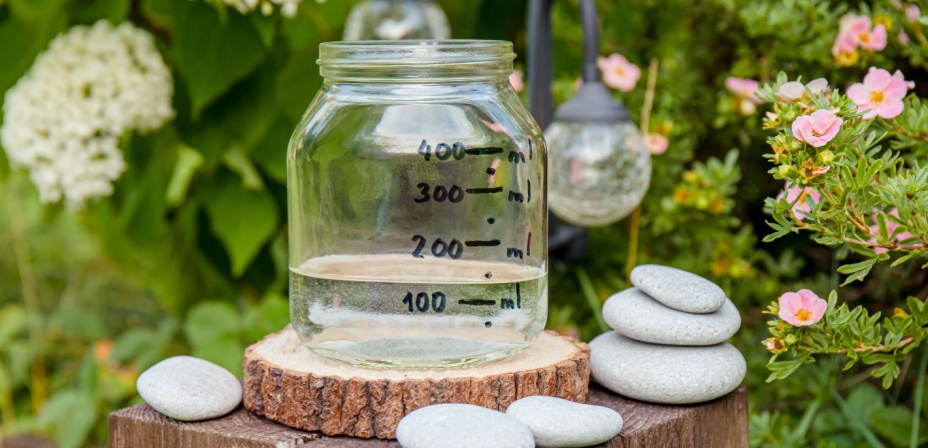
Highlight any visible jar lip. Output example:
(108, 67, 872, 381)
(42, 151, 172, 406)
(318, 40, 516, 67)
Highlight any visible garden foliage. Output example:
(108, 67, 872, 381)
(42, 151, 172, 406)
(1, 0, 927, 447)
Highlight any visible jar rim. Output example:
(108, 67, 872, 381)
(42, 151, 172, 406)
(318, 40, 516, 67)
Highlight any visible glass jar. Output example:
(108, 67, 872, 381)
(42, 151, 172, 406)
(288, 41, 548, 368)
(343, 0, 450, 41)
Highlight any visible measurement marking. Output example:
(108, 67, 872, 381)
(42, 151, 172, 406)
(506, 248, 524, 259)
(464, 147, 504, 155)
(529, 140, 533, 160)
(527, 232, 532, 256)
(508, 191, 525, 202)
(485, 321, 493, 328)
(458, 299, 496, 306)
(508, 151, 526, 163)
(516, 283, 522, 308)
(486, 167, 496, 175)
(527, 180, 531, 203)
(487, 217, 496, 224)
(466, 187, 503, 194)
(465, 240, 501, 247)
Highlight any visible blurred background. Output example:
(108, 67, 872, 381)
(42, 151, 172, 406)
(0, 0, 926, 446)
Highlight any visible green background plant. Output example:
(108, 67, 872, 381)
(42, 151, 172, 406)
(1, 0, 927, 446)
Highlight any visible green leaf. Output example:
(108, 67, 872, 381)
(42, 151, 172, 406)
(909, 296, 928, 324)
(838, 257, 879, 285)
(166, 144, 205, 207)
(35, 390, 98, 448)
(844, 383, 884, 420)
(221, 146, 265, 190)
(184, 301, 244, 375)
(184, 301, 240, 348)
(203, 171, 279, 276)
(110, 328, 158, 367)
(0, 16, 66, 107)
(242, 293, 290, 342)
(869, 406, 928, 447)
(71, 0, 132, 23)
(766, 359, 804, 382)
(281, 0, 347, 48)
(251, 118, 292, 184)
(173, 1, 269, 116)
(191, 334, 245, 377)
(250, 13, 277, 48)
(7, 0, 70, 21)
(0, 304, 26, 344)
(275, 43, 323, 121)
(78, 347, 100, 397)
(891, 251, 920, 268)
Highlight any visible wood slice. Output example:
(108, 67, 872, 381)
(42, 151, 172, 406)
(108, 385, 749, 448)
(242, 327, 590, 439)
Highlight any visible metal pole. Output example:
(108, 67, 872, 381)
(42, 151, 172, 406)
(580, 0, 601, 83)
(528, 0, 589, 261)
(527, 0, 553, 130)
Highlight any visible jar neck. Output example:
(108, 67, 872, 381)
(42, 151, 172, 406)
(318, 40, 515, 84)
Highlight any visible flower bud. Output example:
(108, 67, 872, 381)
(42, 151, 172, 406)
(818, 150, 835, 164)
(784, 334, 799, 345)
(765, 337, 785, 353)
(683, 170, 698, 184)
(778, 165, 791, 177)
(790, 139, 803, 151)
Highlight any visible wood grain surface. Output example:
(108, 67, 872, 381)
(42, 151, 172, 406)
(242, 328, 591, 438)
(109, 384, 748, 448)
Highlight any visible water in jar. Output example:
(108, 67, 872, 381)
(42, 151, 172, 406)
(288, 44, 547, 368)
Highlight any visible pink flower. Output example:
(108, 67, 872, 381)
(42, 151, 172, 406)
(869, 208, 915, 254)
(643, 133, 668, 155)
(725, 77, 762, 114)
(725, 77, 761, 103)
(900, 30, 911, 45)
(598, 53, 641, 92)
(834, 14, 887, 58)
(907, 5, 921, 23)
(778, 289, 827, 326)
(840, 14, 871, 35)
(894, 69, 916, 90)
(792, 110, 843, 147)
(509, 70, 524, 93)
(832, 30, 859, 63)
(859, 24, 888, 51)
(847, 68, 909, 119)
(839, 14, 887, 51)
(776, 183, 821, 221)
(778, 78, 829, 101)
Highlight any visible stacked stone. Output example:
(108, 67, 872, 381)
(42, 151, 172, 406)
(590, 265, 746, 404)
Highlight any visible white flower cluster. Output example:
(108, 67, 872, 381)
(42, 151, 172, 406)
(1, 20, 175, 209)
(222, 0, 303, 17)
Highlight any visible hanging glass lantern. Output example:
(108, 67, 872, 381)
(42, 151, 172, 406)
(546, 81, 650, 226)
(343, 0, 451, 41)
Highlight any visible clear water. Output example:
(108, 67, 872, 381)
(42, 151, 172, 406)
(290, 254, 547, 368)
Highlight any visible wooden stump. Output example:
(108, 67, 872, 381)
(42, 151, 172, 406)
(243, 327, 590, 439)
(108, 384, 749, 448)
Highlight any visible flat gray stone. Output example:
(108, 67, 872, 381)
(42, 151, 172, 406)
(603, 288, 740, 346)
(589, 331, 745, 405)
(506, 396, 622, 447)
(630, 265, 726, 313)
(397, 403, 534, 448)
(136, 356, 242, 421)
